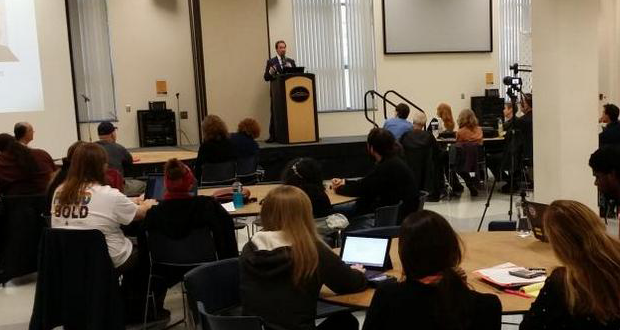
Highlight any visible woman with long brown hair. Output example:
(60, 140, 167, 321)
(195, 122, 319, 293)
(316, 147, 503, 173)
(363, 210, 501, 330)
(240, 185, 366, 330)
(520, 200, 620, 329)
(194, 114, 236, 181)
(436, 103, 455, 132)
(51, 143, 155, 269)
(456, 109, 483, 144)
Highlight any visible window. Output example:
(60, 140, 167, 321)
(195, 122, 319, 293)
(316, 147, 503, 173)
(67, 0, 117, 122)
(293, 0, 376, 112)
(499, 0, 532, 96)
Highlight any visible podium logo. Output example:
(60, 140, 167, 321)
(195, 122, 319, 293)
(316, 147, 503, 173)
(290, 87, 310, 102)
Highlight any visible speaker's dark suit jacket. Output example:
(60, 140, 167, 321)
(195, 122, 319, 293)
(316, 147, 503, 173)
(263, 56, 297, 81)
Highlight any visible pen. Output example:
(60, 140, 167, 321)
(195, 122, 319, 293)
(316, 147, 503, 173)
(504, 289, 533, 299)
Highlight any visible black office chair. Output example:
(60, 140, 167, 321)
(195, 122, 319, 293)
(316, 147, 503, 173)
(374, 202, 402, 227)
(0, 194, 47, 285)
(347, 226, 400, 238)
(488, 221, 516, 231)
(201, 161, 237, 186)
(184, 258, 242, 329)
(144, 228, 218, 329)
(236, 156, 261, 185)
(30, 228, 124, 330)
(204, 312, 263, 330)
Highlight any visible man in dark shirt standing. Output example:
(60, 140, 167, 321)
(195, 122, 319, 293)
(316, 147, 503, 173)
(96, 122, 145, 196)
(264, 40, 296, 143)
(599, 103, 620, 146)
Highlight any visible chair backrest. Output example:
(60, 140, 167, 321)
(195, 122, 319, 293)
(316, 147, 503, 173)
(236, 156, 258, 176)
(347, 226, 400, 238)
(450, 142, 479, 173)
(201, 161, 237, 186)
(30, 228, 124, 330)
(0, 194, 47, 284)
(374, 202, 402, 227)
(417, 190, 429, 211)
(205, 313, 263, 330)
(488, 221, 516, 231)
(184, 258, 241, 327)
(146, 227, 217, 266)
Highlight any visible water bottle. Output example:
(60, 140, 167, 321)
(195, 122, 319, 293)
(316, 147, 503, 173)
(497, 118, 504, 135)
(516, 201, 532, 238)
(232, 181, 244, 208)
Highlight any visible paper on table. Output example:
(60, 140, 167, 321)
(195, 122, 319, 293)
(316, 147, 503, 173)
(520, 282, 545, 298)
(476, 266, 546, 287)
(221, 202, 236, 212)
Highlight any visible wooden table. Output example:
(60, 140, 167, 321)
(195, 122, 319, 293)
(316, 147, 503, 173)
(321, 232, 559, 314)
(131, 150, 197, 165)
(198, 184, 357, 217)
(436, 136, 505, 144)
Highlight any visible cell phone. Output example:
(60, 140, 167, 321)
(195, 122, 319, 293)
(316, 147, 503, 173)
(509, 269, 545, 279)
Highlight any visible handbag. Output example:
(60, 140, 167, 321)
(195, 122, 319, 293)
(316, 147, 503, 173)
(212, 187, 251, 203)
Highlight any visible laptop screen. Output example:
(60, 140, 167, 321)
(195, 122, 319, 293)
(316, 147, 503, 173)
(341, 236, 390, 268)
(144, 174, 198, 200)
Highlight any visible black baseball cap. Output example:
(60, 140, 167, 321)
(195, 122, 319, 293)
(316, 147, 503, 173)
(97, 121, 117, 135)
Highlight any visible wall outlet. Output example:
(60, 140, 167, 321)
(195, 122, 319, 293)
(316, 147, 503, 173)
(461, 93, 465, 99)
(180, 111, 188, 119)
(125, 104, 131, 113)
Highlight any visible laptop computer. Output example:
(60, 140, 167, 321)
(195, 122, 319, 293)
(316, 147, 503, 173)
(144, 173, 198, 201)
(283, 66, 305, 74)
(523, 201, 549, 242)
(340, 234, 392, 280)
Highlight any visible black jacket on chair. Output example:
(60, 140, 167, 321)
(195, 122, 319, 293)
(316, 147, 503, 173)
(400, 130, 443, 197)
(143, 196, 239, 260)
(29, 228, 124, 330)
(0, 194, 47, 284)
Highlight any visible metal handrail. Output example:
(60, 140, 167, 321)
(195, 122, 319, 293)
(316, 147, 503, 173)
(364, 90, 398, 127)
(382, 90, 426, 120)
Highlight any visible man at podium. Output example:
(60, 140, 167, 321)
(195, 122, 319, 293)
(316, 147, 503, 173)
(264, 40, 296, 143)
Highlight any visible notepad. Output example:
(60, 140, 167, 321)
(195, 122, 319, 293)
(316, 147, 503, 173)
(475, 263, 546, 288)
(221, 202, 236, 212)
(519, 282, 544, 298)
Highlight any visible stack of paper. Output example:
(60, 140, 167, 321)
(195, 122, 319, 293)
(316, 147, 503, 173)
(221, 202, 236, 212)
(475, 263, 546, 288)
(519, 282, 545, 298)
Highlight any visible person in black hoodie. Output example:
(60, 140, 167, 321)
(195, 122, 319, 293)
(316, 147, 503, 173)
(332, 128, 419, 225)
(143, 158, 238, 313)
(240, 185, 367, 330)
(282, 157, 333, 219)
(363, 210, 501, 330)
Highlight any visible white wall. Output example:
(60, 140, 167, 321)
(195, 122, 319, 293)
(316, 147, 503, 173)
(88, 0, 199, 148)
(598, 0, 619, 108)
(267, 0, 500, 137)
(0, 0, 77, 158)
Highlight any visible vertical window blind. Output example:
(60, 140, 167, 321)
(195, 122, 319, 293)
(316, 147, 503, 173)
(499, 0, 532, 96)
(292, 0, 375, 112)
(67, 0, 117, 122)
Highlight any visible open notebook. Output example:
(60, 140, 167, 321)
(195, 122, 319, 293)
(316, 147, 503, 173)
(475, 262, 547, 288)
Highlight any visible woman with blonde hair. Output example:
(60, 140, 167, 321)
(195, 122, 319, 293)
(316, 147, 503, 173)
(456, 109, 483, 144)
(194, 114, 236, 181)
(240, 185, 367, 330)
(436, 103, 456, 132)
(520, 200, 620, 330)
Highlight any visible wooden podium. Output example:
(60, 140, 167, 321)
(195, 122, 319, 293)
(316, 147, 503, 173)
(270, 73, 319, 144)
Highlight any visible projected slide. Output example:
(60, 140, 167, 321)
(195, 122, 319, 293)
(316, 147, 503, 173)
(0, 0, 44, 112)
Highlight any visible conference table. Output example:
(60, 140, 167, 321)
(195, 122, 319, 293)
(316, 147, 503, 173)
(198, 183, 357, 217)
(436, 136, 505, 144)
(131, 150, 197, 165)
(321, 231, 559, 314)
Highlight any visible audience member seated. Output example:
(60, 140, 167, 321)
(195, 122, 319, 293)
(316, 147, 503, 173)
(282, 157, 334, 218)
(599, 103, 620, 146)
(142, 158, 238, 314)
(428, 102, 456, 133)
(46, 141, 85, 214)
(230, 118, 261, 159)
(13, 122, 34, 146)
(400, 111, 444, 201)
(383, 103, 413, 140)
(452, 109, 482, 196)
(194, 114, 236, 181)
(332, 128, 419, 226)
(487, 103, 516, 185)
(516, 93, 533, 161)
(363, 210, 501, 330)
(589, 145, 620, 236)
(240, 185, 367, 330)
(50, 142, 156, 322)
(520, 200, 620, 330)
(0, 133, 55, 195)
(96, 121, 145, 196)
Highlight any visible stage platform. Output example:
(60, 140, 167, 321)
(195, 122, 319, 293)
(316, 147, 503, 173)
(127, 135, 374, 181)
